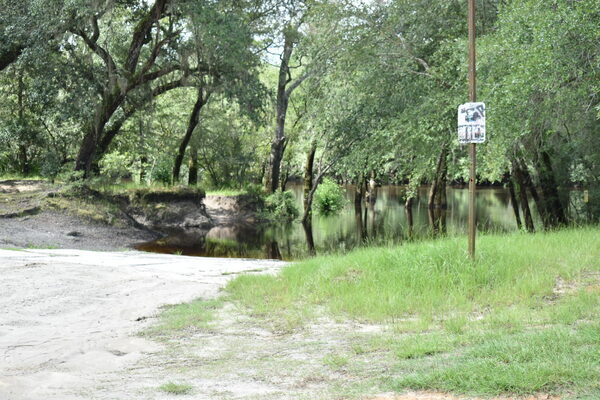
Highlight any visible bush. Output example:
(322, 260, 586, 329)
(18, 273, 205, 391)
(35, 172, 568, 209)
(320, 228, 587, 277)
(99, 152, 133, 182)
(150, 157, 172, 185)
(264, 190, 299, 221)
(40, 150, 63, 183)
(314, 178, 347, 216)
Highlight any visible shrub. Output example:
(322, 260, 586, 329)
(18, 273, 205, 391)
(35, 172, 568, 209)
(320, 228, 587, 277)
(314, 178, 347, 215)
(264, 190, 299, 221)
(40, 150, 63, 183)
(99, 152, 133, 182)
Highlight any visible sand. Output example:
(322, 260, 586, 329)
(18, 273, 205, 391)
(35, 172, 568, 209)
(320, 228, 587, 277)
(0, 249, 284, 400)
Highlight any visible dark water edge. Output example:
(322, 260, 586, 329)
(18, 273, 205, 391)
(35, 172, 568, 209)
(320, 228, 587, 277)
(135, 184, 544, 260)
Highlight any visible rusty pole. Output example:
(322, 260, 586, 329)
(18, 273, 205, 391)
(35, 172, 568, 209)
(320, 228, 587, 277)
(468, 0, 477, 258)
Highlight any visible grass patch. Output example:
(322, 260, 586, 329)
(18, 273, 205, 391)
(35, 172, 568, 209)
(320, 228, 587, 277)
(148, 298, 224, 335)
(226, 227, 600, 323)
(205, 188, 247, 196)
(323, 353, 350, 369)
(153, 227, 600, 398)
(221, 227, 600, 396)
(158, 382, 193, 395)
(393, 322, 600, 396)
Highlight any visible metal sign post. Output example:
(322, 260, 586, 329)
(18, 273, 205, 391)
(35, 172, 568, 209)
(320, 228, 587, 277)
(468, 0, 477, 258)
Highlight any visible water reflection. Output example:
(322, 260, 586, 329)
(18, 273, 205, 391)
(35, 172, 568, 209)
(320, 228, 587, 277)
(136, 184, 525, 260)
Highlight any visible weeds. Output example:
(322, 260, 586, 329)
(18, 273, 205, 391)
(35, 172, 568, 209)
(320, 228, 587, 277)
(158, 382, 193, 395)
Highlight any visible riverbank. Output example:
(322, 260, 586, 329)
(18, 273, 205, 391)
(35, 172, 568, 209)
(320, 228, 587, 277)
(149, 227, 600, 399)
(0, 180, 260, 252)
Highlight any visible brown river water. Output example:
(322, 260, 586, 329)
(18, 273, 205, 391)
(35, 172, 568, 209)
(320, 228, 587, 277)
(136, 183, 540, 260)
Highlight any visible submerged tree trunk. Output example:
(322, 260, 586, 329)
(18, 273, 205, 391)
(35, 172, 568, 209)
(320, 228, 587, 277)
(354, 175, 365, 214)
(534, 150, 567, 228)
(173, 89, 207, 184)
(405, 196, 414, 239)
(507, 175, 522, 230)
(512, 161, 535, 232)
(302, 220, 316, 256)
(301, 141, 317, 225)
(428, 145, 448, 234)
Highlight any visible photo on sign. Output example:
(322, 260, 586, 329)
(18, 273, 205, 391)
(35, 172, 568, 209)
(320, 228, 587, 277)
(458, 102, 486, 144)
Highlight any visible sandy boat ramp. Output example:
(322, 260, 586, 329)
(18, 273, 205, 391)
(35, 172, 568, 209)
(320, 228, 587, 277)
(0, 249, 284, 400)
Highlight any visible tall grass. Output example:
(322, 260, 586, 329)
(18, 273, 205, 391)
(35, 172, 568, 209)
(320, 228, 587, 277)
(226, 227, 600, 322)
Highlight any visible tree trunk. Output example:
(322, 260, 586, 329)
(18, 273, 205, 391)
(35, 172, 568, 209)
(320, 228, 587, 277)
(302, 220, 316, 256)
(265, 27, 308, 193)
(266, 240, 282, 260)
(73, 0, 174, 178)
(428, 145, 448, 234)
(354, 175, 365, 214)
(366, 170, 377, 204)
(75, 91, 125, 177)
(507, 175, 522, 230)
(534, 150, 567, 227)
(173, 89, 206, 184)
(188, 142, 199, 186)
(280, 166, 289, 191)
(16, 69, 30, 175)
(301, 141, 317, 224)
(405, 196, 414, 239)
(512, 161, 535, 232)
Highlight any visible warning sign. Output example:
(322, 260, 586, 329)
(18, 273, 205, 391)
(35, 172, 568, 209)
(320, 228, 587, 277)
(458, 102, 486, 144)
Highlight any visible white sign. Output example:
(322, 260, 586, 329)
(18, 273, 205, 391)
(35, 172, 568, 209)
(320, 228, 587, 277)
(458, 102, 486, 144)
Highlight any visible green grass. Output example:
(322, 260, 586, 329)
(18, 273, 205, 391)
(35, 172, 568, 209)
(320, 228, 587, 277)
(221, 227, 600, 396)
(0, 174, 44, 181)
(148, 298, 224, 335)
(154, 227, 600, 398)
(205, 188, 247, 196)
(158, 382, 193, 395)
(226, 227, 600, 323)
(393, 322, 600, 396)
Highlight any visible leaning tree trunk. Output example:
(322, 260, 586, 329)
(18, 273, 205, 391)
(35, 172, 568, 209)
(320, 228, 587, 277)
(301, 141, 317, 224)
(265, 27, 309, 193)
(267, 92, 289, 193)
(428, 145, 448, 234)
(75, 91, 125, 177)
(173, 89, 206, 184)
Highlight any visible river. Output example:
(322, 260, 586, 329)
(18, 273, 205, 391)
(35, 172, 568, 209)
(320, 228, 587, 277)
(136, 183, 532, 260)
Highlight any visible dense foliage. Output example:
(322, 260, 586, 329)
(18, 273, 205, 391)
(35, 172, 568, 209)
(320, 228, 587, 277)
(0, 0, 598, 227)
(314, 178, 346, 215)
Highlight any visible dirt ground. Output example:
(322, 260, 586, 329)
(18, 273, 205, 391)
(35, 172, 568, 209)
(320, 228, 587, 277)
(0, 180, 158, 251)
